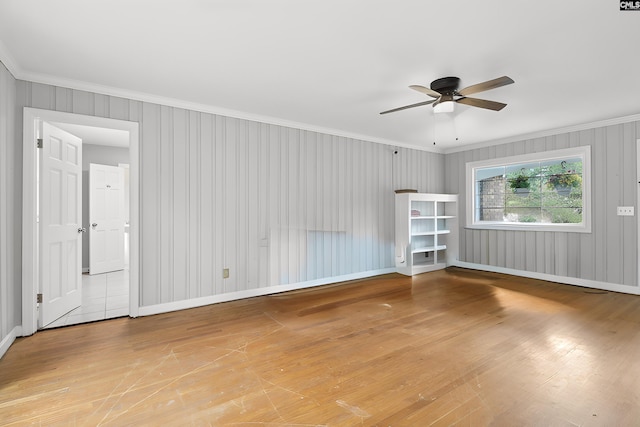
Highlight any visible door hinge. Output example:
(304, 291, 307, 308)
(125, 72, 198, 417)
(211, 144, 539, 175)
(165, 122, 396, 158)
(37, 138, 43, 149)
(37, 293, 43, 303)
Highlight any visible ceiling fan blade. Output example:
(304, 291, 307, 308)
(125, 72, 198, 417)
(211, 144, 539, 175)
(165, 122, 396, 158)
(409, 85, 441, 98)
(456, 97, 507, 111)
(458, 76, 514, 96)
(380, 99, 436, 115)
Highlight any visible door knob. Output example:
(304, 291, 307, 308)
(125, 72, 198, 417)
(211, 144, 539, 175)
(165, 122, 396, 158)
(78, 227, 86, 233)
(92, 223, 98, 228)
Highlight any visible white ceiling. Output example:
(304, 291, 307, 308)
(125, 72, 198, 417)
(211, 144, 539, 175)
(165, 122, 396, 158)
(1, 0, 639, 152)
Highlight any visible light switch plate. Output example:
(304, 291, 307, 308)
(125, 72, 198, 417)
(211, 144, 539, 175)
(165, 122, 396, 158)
(223, 268, 230, 278)
(617, 206, 634, 216)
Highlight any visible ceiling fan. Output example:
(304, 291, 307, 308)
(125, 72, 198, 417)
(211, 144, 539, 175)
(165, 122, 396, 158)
(380, 76, 514, 115)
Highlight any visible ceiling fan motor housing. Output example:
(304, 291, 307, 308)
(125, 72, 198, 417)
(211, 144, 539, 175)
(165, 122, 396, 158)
(431, 76, 460, 95)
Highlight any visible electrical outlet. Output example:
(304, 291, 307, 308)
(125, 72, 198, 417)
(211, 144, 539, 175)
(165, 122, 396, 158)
(223, 268, 229, 278)
(617, 206, 635, 216)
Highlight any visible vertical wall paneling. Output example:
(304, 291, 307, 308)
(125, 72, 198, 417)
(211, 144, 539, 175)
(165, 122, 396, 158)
(578, 130, 595, 281)
(487, 231, 498, 267)
(305, 131, 314, 281)
(287, 128, 299, 284)
(140, 102, 160, 306)
(223, 118, 237, 293)
(109, 96, 129, 121)
(534, 232, 545, 273)
(593, 127, 606, 282)
(605, 125, 622, 285)
(622, 123, 637, 285)
(257, 123, 268, 287)
(524, 232, 536, 272)
(0, 65, 8, 341)
(10, 71, 17, 327)
(198, 113, 213, 295)
(321, 134, 332, 277)
(0, 61, 18, 350)
(267, 124, 280, 286)
(188, 111, 200, 299)
(159, 106, 172, 303)
(246, 121, 259, 289)
(172, 108, 188, 302)
(93, 93, 108, 118)
(54, 87, 71, 113)
(10, 79, 444, 319)
(213, 115, 225, 295)
(554, 233, 568, 277)
(446, 121, 639, 288)
(300, 131, 311, 281)
(566, 233, 580, 278)
(72, 90, 93, 116)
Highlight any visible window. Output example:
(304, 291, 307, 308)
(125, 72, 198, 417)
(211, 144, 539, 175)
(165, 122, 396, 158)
(466, 147, 591, 232)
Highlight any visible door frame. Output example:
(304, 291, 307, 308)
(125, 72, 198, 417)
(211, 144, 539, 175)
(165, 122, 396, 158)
(22, 107, 140, 335)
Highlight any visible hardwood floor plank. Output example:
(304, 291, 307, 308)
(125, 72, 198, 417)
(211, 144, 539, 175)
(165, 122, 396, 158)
(1, 268, 640, 425)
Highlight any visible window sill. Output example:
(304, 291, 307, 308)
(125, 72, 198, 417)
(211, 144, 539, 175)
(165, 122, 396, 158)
(465, 222, 591, 233)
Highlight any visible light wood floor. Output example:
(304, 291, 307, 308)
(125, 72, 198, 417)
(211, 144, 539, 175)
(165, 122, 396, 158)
(2, 267, 640, 426)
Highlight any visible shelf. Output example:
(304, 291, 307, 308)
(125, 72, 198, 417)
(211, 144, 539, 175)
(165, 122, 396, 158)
(412, 245, 446, 254)
(396, 193, 458, 276)
(413, 259, 435, 267)
(412, 231, 436, 236)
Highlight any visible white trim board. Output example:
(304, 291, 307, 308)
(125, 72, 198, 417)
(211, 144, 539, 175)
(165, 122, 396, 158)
(138, 259, 640, 319)
(21, 108, 140, 336)
(444, 113, 640, 154)
(0, 40, 21, 78)
(18, 70, 428, 154)
(637, 138, 640, 293)
(464, 146, 592, 233)
(0, 326, 21, 360)
(138, 268, 397, 317)
(453, 261, 640, 296)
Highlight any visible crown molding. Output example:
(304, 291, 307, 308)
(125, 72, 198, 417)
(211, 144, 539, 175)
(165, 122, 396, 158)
(443, 113, 640, 155)
(0, 39, 22, 78)
(1, 47, 442, 155)
(4, 44, 635, 157)
(14, 40, 635, 156)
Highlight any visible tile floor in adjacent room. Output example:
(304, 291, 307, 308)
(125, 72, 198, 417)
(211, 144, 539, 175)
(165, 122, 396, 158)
(44, 269, 129, 329)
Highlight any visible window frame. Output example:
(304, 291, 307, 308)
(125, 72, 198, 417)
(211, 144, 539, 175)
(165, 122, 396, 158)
(465, 146, 591, 233)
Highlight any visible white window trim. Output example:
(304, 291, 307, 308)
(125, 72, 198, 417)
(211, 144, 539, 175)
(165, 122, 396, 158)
(465, 146, 592, 233)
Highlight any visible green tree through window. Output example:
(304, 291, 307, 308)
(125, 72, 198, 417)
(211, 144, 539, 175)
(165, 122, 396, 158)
(467, 147, 590, 232)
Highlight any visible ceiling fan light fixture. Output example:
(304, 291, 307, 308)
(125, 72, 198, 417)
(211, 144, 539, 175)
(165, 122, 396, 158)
(433, 100, 455, 114)
(380, 76, 513, 115)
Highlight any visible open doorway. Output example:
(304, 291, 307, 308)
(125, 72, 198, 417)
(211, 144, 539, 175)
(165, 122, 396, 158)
(22, 108, 139, 335)
(45, 134, 131, 328)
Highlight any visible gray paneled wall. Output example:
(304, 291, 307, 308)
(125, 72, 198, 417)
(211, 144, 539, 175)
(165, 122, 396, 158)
(0, 61, 19, 345)
(14, 80, 444, 309)
(445, 123, 639, 287)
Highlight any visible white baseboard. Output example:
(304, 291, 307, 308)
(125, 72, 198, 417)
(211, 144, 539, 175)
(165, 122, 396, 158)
(0, 326, 22, 360)
(138, 268, 397, 317)
(452, 261, 640, 295)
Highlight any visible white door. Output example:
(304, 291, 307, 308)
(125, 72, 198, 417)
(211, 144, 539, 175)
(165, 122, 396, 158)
(40, 122, 83, 327)
(89, 163, 125, 275)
